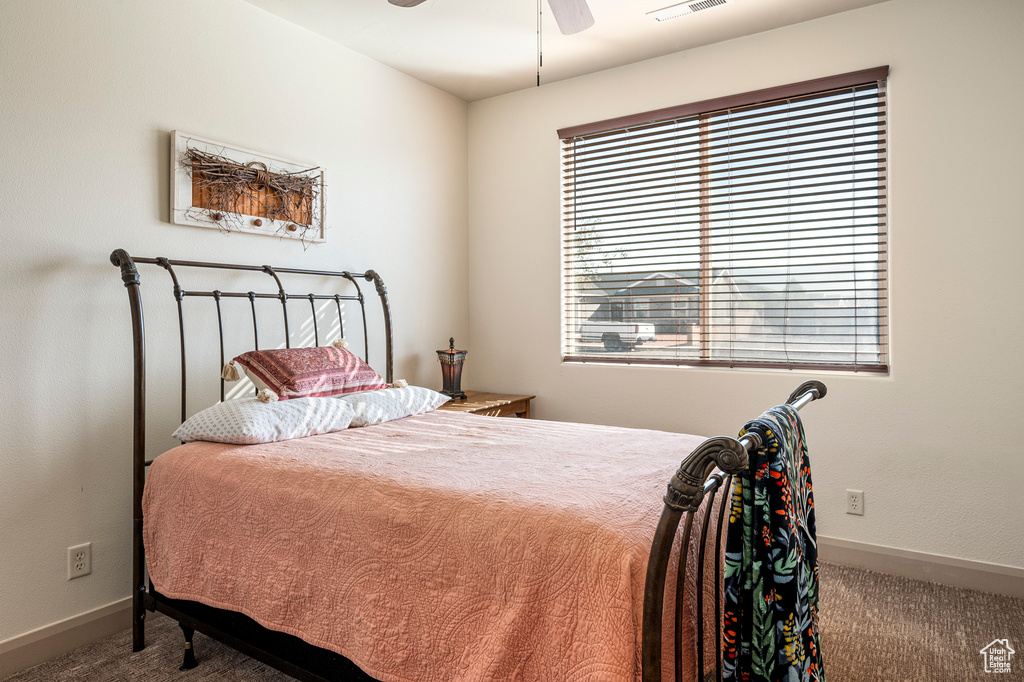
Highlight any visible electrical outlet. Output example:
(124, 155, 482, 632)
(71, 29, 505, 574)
(846, 489, 865, 516)
(68, 543, 91, 579)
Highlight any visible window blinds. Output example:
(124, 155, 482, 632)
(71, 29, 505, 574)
(559, 67, 889, 372)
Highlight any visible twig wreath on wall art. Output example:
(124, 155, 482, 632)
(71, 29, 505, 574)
(170, 131, 326, 244)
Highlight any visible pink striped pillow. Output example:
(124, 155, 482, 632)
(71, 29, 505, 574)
(233, 347, 387, 400)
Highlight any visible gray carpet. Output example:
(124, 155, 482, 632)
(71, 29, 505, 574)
(6, 562, 1022, 681)
(816, 563, 1023, 680)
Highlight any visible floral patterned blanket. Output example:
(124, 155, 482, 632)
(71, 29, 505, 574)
(722, 404, 825, 682)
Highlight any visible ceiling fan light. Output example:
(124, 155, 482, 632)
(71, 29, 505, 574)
(647, 0, 733, 22)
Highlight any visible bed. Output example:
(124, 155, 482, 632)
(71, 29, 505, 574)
(110, 249, 826, 682)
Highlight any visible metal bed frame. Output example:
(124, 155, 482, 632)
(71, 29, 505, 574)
(110, 248, 826, 682)
(641, 379, 825, 682)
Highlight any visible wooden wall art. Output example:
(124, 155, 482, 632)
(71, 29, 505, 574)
(171, 131, 325, 243)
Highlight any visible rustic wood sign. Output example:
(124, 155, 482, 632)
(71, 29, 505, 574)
(171, 131, 325, 243)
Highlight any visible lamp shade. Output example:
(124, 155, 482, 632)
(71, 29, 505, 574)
(436, 337, 467, 399)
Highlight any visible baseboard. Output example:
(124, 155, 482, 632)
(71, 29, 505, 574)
(0, 597, 131, 679)
(818, 535, 1024, 599)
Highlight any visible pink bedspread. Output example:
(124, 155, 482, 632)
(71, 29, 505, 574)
(144, 411, 721, 681)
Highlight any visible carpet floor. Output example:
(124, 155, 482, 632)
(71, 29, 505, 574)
(5, 562, 1022, 681)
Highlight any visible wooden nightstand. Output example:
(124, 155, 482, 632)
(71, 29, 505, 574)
(436, 391, 535, 418)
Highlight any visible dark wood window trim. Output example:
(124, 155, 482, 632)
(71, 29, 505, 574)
(557, 67, 890, 139)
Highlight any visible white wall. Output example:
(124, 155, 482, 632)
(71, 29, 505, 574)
(0, 0, 468, 643)
(468, 0, 1024, 569)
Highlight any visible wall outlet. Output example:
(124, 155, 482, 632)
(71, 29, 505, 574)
(846, 489, 865, 516)
(68, 543, 91, 579)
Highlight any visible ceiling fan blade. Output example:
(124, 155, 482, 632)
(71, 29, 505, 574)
(388, 0, 428, 6)
(547, 0, 594, 34)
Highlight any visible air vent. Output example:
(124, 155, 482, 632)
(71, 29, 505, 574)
(647, 0, 733, 22)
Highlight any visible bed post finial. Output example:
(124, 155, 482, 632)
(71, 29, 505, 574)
(787, 380, 827, 405)
(363, 269, 387, 297)
(363, 270, 394, 384)
(664, 436, 748, 513)
(110, 249, 140, 287)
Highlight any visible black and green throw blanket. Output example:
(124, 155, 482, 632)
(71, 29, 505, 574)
(722, 404, 825, 682)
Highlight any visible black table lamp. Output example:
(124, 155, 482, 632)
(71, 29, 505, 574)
(437, 337, 467, 400)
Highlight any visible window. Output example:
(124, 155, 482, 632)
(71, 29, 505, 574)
(559, 67, 888, 372)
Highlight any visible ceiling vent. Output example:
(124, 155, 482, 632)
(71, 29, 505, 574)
(647, 0, 734, 22)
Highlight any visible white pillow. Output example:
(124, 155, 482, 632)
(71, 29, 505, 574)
(334, 386, 450, 427)
(173, 396, 356, 445)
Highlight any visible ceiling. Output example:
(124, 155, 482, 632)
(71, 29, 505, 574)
(243, 0, 888, 102)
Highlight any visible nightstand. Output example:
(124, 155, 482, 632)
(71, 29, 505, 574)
(436, 391, 535, 418)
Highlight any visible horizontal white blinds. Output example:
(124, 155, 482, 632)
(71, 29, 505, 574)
(560, 68, 888, 371)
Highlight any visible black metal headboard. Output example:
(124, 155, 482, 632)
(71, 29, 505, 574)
(110, 248, 393, 443)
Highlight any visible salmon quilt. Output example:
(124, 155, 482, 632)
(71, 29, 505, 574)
(144, 410, 722, 682)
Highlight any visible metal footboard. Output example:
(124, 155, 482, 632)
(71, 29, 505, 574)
(641, 380, 827, 682)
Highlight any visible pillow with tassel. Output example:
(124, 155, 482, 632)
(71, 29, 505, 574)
(334, 385, 450, 428)
(222, 339, 387, 400)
